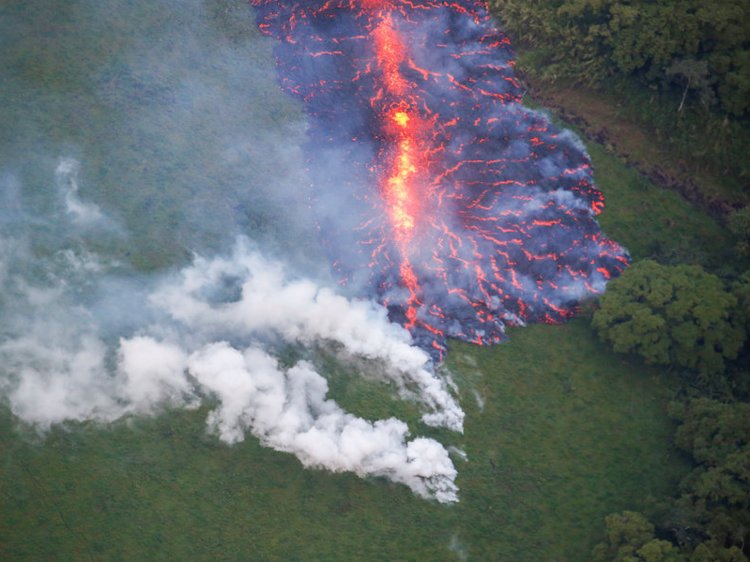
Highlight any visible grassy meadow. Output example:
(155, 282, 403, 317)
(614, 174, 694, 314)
(0, 0, 732, 560)
(1, 318, 689, 561)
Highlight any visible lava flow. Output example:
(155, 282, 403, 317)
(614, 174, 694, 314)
(251, 0, 629, 359)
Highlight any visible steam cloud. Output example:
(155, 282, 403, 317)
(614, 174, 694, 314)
(0, 174, 461, 501)
(188, 343, 458, 502)
(153, 242, 464, 432)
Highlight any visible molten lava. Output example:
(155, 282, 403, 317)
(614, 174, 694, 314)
(251, 0, 629, 358)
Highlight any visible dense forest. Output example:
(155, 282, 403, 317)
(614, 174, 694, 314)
(492, 0, 749, 207)
(590, 262, 750, 561)
(493, 0, 749, 114)
(491, 1, 750, 560)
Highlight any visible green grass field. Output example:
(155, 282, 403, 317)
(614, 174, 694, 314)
(0, 318, 688, 561)
(0, 0, 731, 560)
(588, 140, 733, 270)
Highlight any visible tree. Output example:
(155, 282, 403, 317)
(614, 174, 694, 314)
(636, 540, 686, 562)
(670, 399, 750, 509)
(592, 260, 745, 375)
(668, 399, 750, 557)
(492, 0, 750, 115)
(732, 271, 750, 327)
(690, 541, 748, 562)
(592, 511, 686, 562)
(666, 59, 714, 112)
(593, 401, 750, 561)
(728, 208, 750, 256)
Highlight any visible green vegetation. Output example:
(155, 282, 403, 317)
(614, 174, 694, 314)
(585, 129, 750, 562)
(729, 207, 750, 256)
(590, 400, 750, 562)
(584, 162, 750, 562)
(491, 0, 750, 208)
(592, 261, 745, 375)
(492, 0, 750, 116)
(578, 187, 748, 562)
(592, 511, 683, 562)
(485, 4, 750, 556)
(575, 139, 734, 271)
(0, 319, 688, 561)
(672, 399, 750, 508)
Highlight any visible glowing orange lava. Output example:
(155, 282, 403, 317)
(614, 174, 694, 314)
(371, 13, 429, 328)
(371, 15, 409, 96)
(385, 109, 419, 236)
(251, 0, 630, 357)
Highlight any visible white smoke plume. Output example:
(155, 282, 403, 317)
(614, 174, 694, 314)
(2, 325, 118, 427)
(187, 342, 458, 502)
(117, 336, 195, 414)
(55, 158, 106, 227)
(0, 228, 463, 502)
(152, 239, 464, 432)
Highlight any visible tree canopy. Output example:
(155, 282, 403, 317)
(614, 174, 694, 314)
(591, 511, 686, 562)
(592, 260, 745, 374)
(671, 399, 750, 510)
(592, 400, 750, 561)
(492, 0, 750, 116)
(728, 208, 750, 256)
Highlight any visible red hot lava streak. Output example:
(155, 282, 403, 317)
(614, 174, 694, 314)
(251, 0, 629, 359)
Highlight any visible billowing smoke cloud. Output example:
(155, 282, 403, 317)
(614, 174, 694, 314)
(188, 343, 458, 502)
(0, 174, 462, 501)
(2, 325, 116, 427)
(152, 240, 464, 432)
(113, 334, 459, 501)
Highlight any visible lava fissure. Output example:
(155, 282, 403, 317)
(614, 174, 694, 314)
(252, 0, 628, 359)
